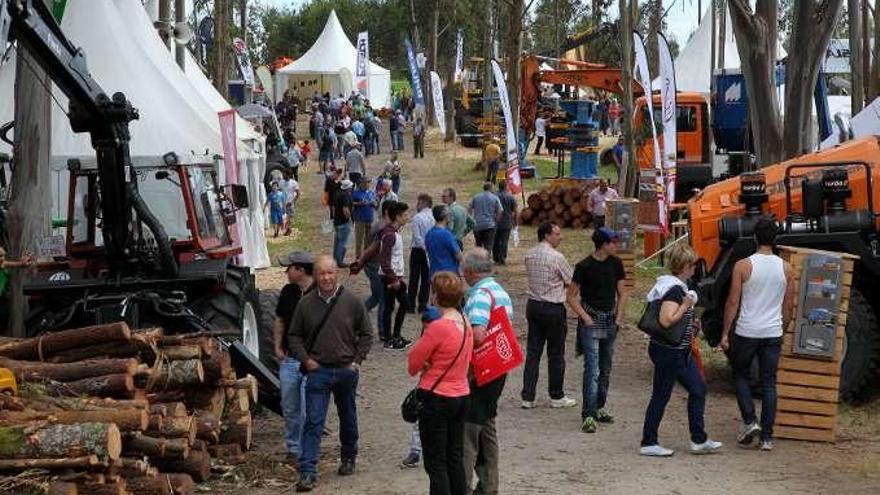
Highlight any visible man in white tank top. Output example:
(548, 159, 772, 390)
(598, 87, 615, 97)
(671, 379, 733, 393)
(719, 218, 795, 451)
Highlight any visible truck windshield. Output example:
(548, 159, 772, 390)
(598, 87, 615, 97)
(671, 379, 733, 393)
(189, 167, 230, 247)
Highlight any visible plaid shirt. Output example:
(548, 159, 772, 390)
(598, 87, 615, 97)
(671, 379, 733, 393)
(524, 242, 573, 304)
(582, 303, 615, 339)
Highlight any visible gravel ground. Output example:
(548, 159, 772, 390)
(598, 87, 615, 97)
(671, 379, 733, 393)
(203, 121, 880, 495)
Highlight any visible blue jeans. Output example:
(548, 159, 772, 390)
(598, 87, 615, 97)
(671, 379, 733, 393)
(333, 222, 352, 266)
(579, 323, 617, 420)
(732, 334, 781, 441)
(364, 265, 386, 340)
(299, 365, 360, 475)
(391, 175, 400, 194)
(395, 131, 405, 151)
(279, 357, 307, 455)
(641, 342, 708, 446)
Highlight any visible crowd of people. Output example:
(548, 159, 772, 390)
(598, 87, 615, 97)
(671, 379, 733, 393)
(263, 96, 794, 495)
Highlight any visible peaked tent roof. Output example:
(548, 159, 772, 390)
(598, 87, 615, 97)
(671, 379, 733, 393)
(652, 7, 787, 94)
(276, 10, 389, 76)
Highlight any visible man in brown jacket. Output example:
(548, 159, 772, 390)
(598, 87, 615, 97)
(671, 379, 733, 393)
(289, 255, 373, 491)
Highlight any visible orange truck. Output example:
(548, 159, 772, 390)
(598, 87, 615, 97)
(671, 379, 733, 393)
(688, 136, 880, 400)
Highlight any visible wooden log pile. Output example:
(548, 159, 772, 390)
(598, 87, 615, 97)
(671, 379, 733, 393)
(519, 184, 596, 229)
(0, 323, 257, 494)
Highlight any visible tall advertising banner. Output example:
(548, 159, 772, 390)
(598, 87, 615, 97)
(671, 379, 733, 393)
(429, 71, 447, 137)
(454, 29, 464, 82)
(657, 33, 677, 205)
(218, 110, 241, 256)
(232, 38, 255, 86)
(404, 39, 426, 109)
(490, 59, 522, 194)
(633, 31, 667, 233)
(356, 31, 369, 95)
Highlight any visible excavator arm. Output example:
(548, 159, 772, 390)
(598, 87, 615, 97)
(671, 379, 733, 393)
(3, 0, 137, 268)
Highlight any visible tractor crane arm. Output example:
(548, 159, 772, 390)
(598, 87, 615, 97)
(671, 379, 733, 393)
(3, 0, 137, 268)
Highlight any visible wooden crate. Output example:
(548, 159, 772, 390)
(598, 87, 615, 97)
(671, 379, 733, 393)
(606, 199, 639, 253)
(773, 246, 858, 443)
(619, 252, 636, 291)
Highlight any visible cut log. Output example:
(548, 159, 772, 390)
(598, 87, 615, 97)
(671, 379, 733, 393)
(0, 322, 131, 360)
(149, 360, 204, 390)
(0, 393, 25, 411)
(166, 473, 195, 495)
(43, 373, 135, 399)
(201, 351, 232, 383)
(0, 357, 138, 383)
(47, 481, 78, 495)
(190, 438, 207, 451)
(124, 474, 173, 495)
(148, 414, 164, 432)
(184, 388, 225, 418)
(207, 443, 243, 462)
(193, 411, 220, 443)
(215, 375, 258, 403)
(151, 402, 187, 418)
(49, 340, 155, 363)
(0, 422, 121, 460)
(75, 481, 127, 495)
(219, 411, 252, 451)
(225, 387, 250, 413)
(0, 454, 99, 470)
(148, 415, 196, 444)
(115, 457, 151, 477)
(161, 345, 202, 361)
(149, 390, 186, 405)
(0, 408, 148, 431)
(123, 432, 190, 460)
(153, 449, 211, 482)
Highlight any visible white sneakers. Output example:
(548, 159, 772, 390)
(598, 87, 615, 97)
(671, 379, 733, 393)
(521, 397, 578, 409)
(549, 396, 578, 408)
(639, 445, 674, 457)
(690, 439, 724, 455)
(640, 440, 723, 457)
(737, 422, 762, 446)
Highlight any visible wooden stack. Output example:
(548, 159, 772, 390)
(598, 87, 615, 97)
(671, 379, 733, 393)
(520, 184, 598, 229)
(774, 246, 857, 443)
(0, 323, 257, 494)
(605, 199, 640, 290)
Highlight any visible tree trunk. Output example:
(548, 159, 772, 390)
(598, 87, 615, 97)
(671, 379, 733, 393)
(161, 345, 202, 361)
(200, 347, 233, 383)
(0, 357, 137, 382)
(849, 0, 864, 113)
(9, 36, 52, 337)
(505, 0, 524, 144)
(427, 0, 440, 126)
(149, 359, 205, 390)
(728, 0, 783, 166)
(47, 481, 79, 495)
(44, 373, 135, 399)
(193, 410, 221, 443)
(0, 408, 148, 432)
(871, 1, 880, 100)
(149, 415, 197, 444)
(123, 474, 173, 495)
(647, 0, 663, 71)
(218, 410, 252, 451)
(484, 0, 496, 119)
(783, 0, 844, 158)
(213, 0, 230, 98)
(48, 340, 153, 363)
(123, 432, 189, 460)
(0, 422, 121, 460)
(620, 0, 638, 197)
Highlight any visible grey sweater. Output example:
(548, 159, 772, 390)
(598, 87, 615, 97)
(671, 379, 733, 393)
(288, 286, 373, 366)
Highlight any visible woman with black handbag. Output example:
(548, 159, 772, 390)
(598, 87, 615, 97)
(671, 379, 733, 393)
(407, 272, 473, 495)
(639, 243, 723, 457)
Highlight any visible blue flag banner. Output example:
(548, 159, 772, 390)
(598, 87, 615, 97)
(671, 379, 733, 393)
(405, 38, 425, 108)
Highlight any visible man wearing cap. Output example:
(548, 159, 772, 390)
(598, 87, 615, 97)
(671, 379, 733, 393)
(333, 179, 354, 268)
(274, 251, 316, 465)
(567, 227, 628, 433)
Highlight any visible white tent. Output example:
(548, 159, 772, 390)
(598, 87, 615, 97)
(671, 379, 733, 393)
(652, 7, 787, 94)
(275, 10, 391, 108)
(0, 0, 269, 268)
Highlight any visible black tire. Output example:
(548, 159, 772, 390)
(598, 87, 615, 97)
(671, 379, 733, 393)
(189, 265, 274, 371)
(259, 289, 281, 374)
(839, 289, 880, 402)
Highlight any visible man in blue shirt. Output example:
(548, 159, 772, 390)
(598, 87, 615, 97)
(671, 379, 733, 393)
(612, 136, 625, 185)
(351, 177, 377, 259)
(424, 205, 462, 276)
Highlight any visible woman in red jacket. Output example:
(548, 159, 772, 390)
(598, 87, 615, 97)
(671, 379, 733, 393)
(408, 272, 474, 495)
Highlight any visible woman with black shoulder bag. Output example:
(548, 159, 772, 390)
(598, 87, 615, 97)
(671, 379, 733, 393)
(639, 243, 723, 457)
(406, 272, 473, 495)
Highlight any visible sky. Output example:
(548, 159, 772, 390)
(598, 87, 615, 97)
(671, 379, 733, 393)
(258, 0, 705, 46)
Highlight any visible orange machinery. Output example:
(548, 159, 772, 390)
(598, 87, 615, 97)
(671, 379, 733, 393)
(687, 136, 880, 399)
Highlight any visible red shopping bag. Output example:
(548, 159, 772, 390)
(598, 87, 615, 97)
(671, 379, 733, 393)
(472, 291, 524, 387)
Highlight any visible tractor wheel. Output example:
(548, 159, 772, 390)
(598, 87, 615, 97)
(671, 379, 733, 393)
(191, 265, 274, 372)
(839, 289, 880, 402)
(258, 289, 281, 374)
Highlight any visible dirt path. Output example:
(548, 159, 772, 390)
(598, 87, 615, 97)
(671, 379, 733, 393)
(208, 124, 880, 495)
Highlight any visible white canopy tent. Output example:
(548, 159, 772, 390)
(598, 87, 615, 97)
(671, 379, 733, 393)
(0, 0, 269, 268)
(652, 7, 787, 94)
(275, 10, 391, 108)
